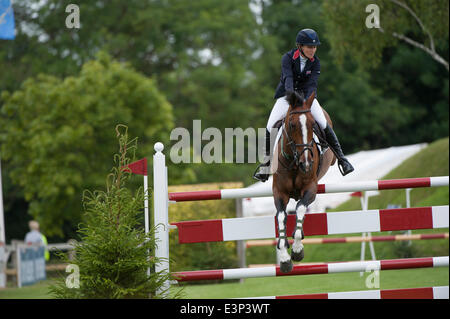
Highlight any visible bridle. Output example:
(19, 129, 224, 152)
(280, 108, 315, 173)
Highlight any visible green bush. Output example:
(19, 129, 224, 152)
(49, 126, 171, 298)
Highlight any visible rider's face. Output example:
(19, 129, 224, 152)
(299, 45, 317, 59)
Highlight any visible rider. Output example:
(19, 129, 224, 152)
(253, 28, 354, 182)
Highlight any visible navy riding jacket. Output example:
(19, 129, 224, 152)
(273, 48, 320, 100)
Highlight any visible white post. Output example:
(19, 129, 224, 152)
(405, 188, 412, 245)
(0, 158, 5, 244)
(143, 174, 151, 277)
(360, 191, 378, 276)
(144, 175, 149, 236)
(0, 158, 5, 289)
(153, 142, 170, 297)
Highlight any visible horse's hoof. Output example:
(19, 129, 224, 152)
(280, 260, 293, 273)
(291, 249, 304, 262)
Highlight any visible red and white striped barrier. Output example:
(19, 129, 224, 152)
(246, 233, 449, 247)
(152, 143, 450, 297)
(174, 256, 449, 282)
(172, 206, 449, 244)
(169, 176, 449, 202)
(247, 286, 449, 299)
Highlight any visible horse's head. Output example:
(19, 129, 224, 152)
(284, 90, 316, 173)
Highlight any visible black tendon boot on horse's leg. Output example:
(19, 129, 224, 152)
(276, 210, 293, 273)
(323, 125, 354, 176)
(253, 129, 272, 182)
(291, 202, 306, 262)
(275, 197, 293, 273)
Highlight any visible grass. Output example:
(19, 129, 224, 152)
(0, 280, 55, 299)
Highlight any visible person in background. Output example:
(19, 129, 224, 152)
(24, 220, 49, 261)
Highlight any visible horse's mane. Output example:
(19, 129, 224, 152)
(285, 90, 305, 108)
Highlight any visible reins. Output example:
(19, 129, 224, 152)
(278, 107, 315, 171)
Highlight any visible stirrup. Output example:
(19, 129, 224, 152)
(253, 162, 271, 182)
(337, 158, 354, 176)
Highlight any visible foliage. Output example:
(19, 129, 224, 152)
(0, 53, 174, 237)
(49, 125, 171, 298)
(322, 0, 449, 70)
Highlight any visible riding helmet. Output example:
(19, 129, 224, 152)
(296, 29, 321, 46)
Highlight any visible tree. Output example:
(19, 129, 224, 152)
(322, 0, 449, 71)
(0, 53, 174, 237)
(49, 125, 172, 298)
(1, 0, 267, 187)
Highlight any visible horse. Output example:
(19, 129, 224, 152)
(271, 90, 336, 273)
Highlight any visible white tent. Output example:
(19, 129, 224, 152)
(242, 143, 427, 217)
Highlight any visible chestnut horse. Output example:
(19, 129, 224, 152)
(272, 91, 336, 273)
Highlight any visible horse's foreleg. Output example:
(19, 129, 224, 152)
(291, 201, 306, 262)
(274, 196, 292, 273)
(292, 190, 315, 262)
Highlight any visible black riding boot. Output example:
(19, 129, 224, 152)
(323, 125, 354, 176)
(253, 129, 272, 182)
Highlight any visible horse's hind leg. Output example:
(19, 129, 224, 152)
(274, 195, 292, 273)
(292, 190, 315, 262)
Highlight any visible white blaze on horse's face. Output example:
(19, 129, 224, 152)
(299, 114, 309, 169)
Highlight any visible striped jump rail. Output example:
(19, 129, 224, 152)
(173, 256, 449, 282)
(245, 286, 449, 299)
(168, 176, 449, 202)
(246, 233, 450, 247)
(171, 205, 449, 244)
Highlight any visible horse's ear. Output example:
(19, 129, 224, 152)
(305, 91, 315, 107)
(285, 90, 297, 107)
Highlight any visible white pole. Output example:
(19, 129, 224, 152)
(143, 174, 151, 277)
(0, 159, 5, 288)
(0, 158, 5, 244)
(360, 193, 367, 276)
(153, 143, 170, 297)
(360, 191, 378, 276)
(144, 175, 149, 236)
(406, 188, 412, 245)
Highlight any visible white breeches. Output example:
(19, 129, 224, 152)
(266, 96, 328, 131)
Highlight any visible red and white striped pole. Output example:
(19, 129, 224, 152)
(245, 233, 450, 247)
(245, 286, 449, 299)
(168, 176, 449, 202)
(173, 256, 449, 282)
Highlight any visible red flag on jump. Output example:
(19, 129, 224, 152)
(350, 191, 362, 197)
(126, 158, 148, 176)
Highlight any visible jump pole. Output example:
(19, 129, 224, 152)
(172, 205, 449, 244)
(169, 176, 449, 202)
(152, 143, 449, 297)
(173, 256, 449, 282)
(243, 286, 449, 299)
(246, 233, 450, 247)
